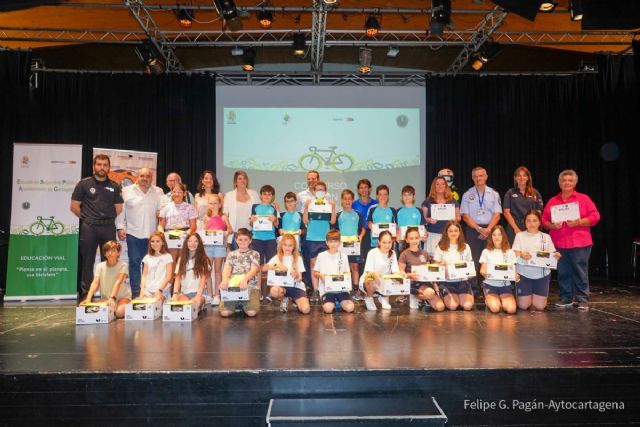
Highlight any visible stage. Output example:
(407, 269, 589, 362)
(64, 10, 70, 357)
(1, 280, 639, 426)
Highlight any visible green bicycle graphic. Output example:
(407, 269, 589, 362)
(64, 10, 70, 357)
(29, 216, 64, 235)
(298, 146, 354, 172)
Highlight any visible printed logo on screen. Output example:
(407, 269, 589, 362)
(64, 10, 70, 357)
(396, 115, 408, 128)
(283, 112, 291, 124)
(20, 155, 30, 168)
(226, 110, 237, 124)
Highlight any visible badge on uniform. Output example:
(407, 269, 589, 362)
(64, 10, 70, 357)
(477, 209, 486, 216)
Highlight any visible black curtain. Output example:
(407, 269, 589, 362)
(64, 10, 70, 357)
(1, 49, 638, 280)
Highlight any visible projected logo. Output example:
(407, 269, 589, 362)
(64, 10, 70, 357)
(299, 146, 354, 172)
(226, 110, 237, 124)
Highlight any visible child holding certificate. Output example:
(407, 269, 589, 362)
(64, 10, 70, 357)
(433, 221, 475, 311)
(263, 234, 310, 314)
(479, 225, 518, 314)
(336, 189, 366, 298)
(218, 228, 261, 318)
(396, 185, 427, 250)
(313, 229, 355, 314)
(171, 232, 210, 315)
(513, 210, 561, 311)
(360, 230, 403, 311)
(203, 194, 232, 306)
(367, 184, 397, 248)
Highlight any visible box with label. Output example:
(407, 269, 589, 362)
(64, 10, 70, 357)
(399, 225, 426, 240)
(253, 216, 273, 232)
(267, 269, 295, 287)
(165, 230, 187, 249)
(411, 264, 446, 282)
(380, 274, 411, 296)
(308, 200, 332, 221)
(486, 264, 516, 281)
(446, 262, 476, 280)
(371, 222, 397, 238)
(527, 251, 558, 269)
(220, 274, 250, 301)
(324, 273, 352, 293)
(199, 229, 224, 246)
(340, 236, 361, 256)
(125, 299, 162, 321)
(162, 301, 198, 322)
(76, 302, 115, 325)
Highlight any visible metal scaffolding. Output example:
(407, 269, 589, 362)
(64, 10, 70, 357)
(310, 0, 328, 72)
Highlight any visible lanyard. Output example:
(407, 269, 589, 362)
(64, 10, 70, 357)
(476, 188, 485, 209)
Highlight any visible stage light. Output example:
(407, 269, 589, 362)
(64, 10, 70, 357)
(174, 7, 193, 28)
(569, 0, 583, 21)
(242, 47, 256, 71)
(386, 46, 400, 57)
(214, 0, 242, 31)
(430, 0, 451, 35)
(365, 15, 380, 37)
(539, 1, 556, 12)
(358, 47, 372, 74)
(472, 0, 485, 4)
(322, 0, 339, 5)
(134, 42, 164, 75)
(471, 41, 501, 71)
(292, 33, 306, 56)
(258, 9, 273, 29)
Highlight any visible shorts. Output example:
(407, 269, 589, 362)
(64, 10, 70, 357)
(305, 240, 328, 259)
(251, 239, 277, 265)
(439, 280, 473, 296)
(411, 281, 436, 295)
(220, 288, 261, 313)
(482, 283, 515, 296)
(205, 244, 227, 258)
(283, 287, 307, 300)
(516, 275, 550, 297)
(184, 291, 206, 299)
(347, 255, 362, 264)
(142, 288, 170, 299)
(321, 292, 352, 304)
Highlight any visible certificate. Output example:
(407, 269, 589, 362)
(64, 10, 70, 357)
(445, 262, 476, 280)
(486, 264, 516, 281)
(253, 216, 273, 232)
(371, 222, 397, 238)
(551, 202, 580, 223)
(220, 276, 250, 301)
(400, 225, 426, 239)
(527, 251, 558, 269)
(411, 264, 446, 282)
(267, 269, 295, 287)
(324, 274, 351, 293)
(340, 235, 361, 256)
(308, 200, 332, 220)
(198, 230, 224, 246)
(379, 274, 411, 296)
(165, 230, 186, 249)
(430, 203, 455, 221)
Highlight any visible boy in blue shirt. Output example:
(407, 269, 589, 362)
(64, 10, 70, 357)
(396, 185, 427, 249)
(303, 180, 336, 303)
(367, 184, 397, 248)
(336, 189, 366, 299)
(279, 191, 304, 250)
(250, 185, 279, 297)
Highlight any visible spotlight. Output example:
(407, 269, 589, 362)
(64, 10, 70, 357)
(472, 0, 484, 4)
(386, 46, 400, 57)
(365, 15, 380, 37)
(322, 0, 339, 5)
(430, 0, 451, 35)
(292, 33, 306, 56)
(471, 41, 501, 71)
(358, 47, 372, 74)
(258, 9, 273, 29)
(569, 0, 583, 21)
(134, 42, 165, 75)
(539, 1, 556, 12)
(231, 46, 243, 56)
(214, 0, 242, 30)
(175, 8, 193, 28)
(242, 47, 256, 71)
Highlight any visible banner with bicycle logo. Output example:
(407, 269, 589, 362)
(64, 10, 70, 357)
(6, 143, 82, 299)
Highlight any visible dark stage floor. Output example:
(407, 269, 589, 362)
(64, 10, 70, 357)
(1, 280, 639, 373)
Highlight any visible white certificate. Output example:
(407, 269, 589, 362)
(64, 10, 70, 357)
(267, 269, 295, 287)
(165, 230, 186, 249)
(411, 264, 446, 282)
(340, 236, 361, 256)
(400, 225, 426, 239)
(324, 274, 351, 293)
(308, 201, 332, 220)
(527, 251, 558, 269)
(371, 222, 397, 238)
(486, 264, 516, 281)
(445, 262, 476, 280)
(551, 202, 580, 223)
(380, 275, 411, 296)
(253, 215, 273, 231)
(430, 203, 455, 221)
(198, 230, 224, 246)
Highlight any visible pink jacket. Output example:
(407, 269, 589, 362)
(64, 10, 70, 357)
(542, 191, 600, 249)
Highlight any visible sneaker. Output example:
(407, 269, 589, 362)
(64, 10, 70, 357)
(352, 291, 363, 301)
(205, 295, 213, 306)
(396, 296, 407, 304)
(364, 297, 377, 311)
(577, 301, 589, 311)
(265, 295, 273, 304)
(379, 296, 391, 310)
(409, 295, 420, 310)
(554, 300, 574, 308)
(279, 298, 289, 313)
(211, 295, 220, 306)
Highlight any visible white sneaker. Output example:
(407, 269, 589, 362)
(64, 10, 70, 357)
(364, 297, 377, 311)
(409, 295, 419, 310)
(211, 295, 220, 306)
(279, 298, 288, 313)
(205, 295, 213, 305)
(379, 296, 391, 310)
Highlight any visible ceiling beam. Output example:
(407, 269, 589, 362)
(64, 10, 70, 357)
(310, 0, 327, 72)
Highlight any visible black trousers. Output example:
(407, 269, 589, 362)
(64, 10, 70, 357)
(78, 222, 116, 300)
(464, 224, 488, 288)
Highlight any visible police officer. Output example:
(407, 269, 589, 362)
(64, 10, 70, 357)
(70, 154, 123, 301)
(460, 167, 502, 279)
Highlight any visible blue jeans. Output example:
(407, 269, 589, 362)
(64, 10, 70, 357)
(126, 234, 148, 296)
(557, 246, 592, 303)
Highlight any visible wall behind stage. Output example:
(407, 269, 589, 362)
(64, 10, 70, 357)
(1, 49, 638, 279)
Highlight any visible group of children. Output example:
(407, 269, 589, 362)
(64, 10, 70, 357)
(81, 178, 561, 320)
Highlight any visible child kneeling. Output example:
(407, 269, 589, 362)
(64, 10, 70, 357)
(313, 229, 355, 314)
(171, 232, 210, 314)
(263, 234, 310, 314)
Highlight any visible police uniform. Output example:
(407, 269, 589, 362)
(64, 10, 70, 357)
(460, 185, 502, 278)
(502, 188, 543, 244)
(71, 176, 123, 300)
